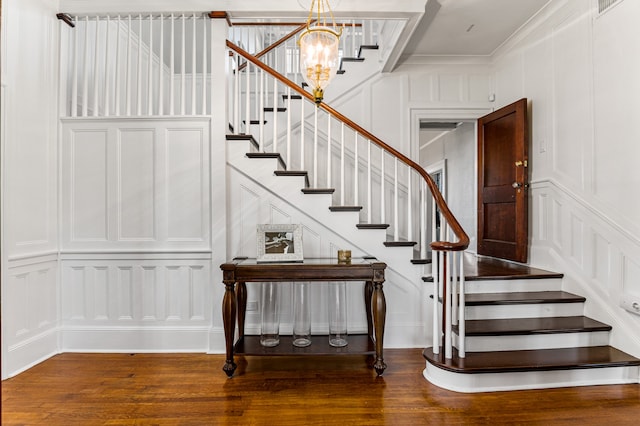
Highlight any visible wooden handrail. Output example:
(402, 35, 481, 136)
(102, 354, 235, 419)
(237, 21, 312, 72)
(227, 40, 469, 252)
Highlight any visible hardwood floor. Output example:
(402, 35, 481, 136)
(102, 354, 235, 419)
(2, 349, 639, 425)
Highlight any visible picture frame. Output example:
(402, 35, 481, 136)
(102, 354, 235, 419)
(256, 224, 304, 263)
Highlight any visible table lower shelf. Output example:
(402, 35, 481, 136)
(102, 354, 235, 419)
(234, 334, 375, 356)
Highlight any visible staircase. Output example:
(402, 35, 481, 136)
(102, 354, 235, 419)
(225, 31, 639, 392)
(422, 255, 640, 392)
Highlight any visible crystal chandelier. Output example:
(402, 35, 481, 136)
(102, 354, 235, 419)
(298, 0, 342, 104)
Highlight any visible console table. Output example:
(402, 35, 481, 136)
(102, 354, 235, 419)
(220, 257, 387, 377)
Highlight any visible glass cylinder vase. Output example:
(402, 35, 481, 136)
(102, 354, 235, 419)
(292, 282, 312, 347)
(260, 282, 280, 347)
(328, 281, 348, 347)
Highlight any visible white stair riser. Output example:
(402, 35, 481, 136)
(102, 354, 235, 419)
(463, 278, 563, 294)
(457, 331, 610, 352)
(465, 303, 585, 320)
(424, 363, 640, 393)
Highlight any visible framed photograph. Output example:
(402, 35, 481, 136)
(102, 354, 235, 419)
(256, 224, 303, 263)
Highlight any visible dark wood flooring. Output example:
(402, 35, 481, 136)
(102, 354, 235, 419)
(2, 350, 639, 425)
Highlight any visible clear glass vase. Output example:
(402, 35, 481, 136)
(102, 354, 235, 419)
(292, 282, 312, 347)
(328, 281, 348, 347)
(260, 282, 280, 347)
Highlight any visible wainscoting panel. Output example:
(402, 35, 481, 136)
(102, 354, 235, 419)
(4, 256, 59, 378)
(60, 255, 212, 352)
(61, 118, 210, 252)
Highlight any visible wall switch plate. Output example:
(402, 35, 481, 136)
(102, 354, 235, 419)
(620, 296, 640, 316)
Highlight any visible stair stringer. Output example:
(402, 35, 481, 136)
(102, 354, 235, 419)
(227, 147, 433, 348)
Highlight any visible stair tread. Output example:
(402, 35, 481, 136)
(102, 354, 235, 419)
(423, 254, 563, 282)
(329, 206, 363, 212)
(274, 170, 309, 187)
(226, 134, 259, 150)
(411, 258, 433, 265)
(302, 188, 335, 194)
(356, 223, 390, 229)
(457, 316, 612, 336)
(423, 346, 640, 374)
(246, 152, 287, 170)
(384, 241, 418, 247)
(465, 291, 586, 306)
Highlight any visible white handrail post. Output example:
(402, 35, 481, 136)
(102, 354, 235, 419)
(433, 250, 441, 354)
(340, 123, 345, 206)
(259, 69, 264, 150)
(300, 100, 305, 170)
(458, 252, 466, 358)
(245, 61, 250, 134)
(313, 106, 318, 187)
(380, 149, 385, 224)
(354, 132, 359, 206)
(367, 141, 372, 223)
(407, 168, 413, 241)
(327, 115, 332, 188)
(393, 158, 399, 241)
(444, 252, 452, 359)
(286, 87, 291, 166)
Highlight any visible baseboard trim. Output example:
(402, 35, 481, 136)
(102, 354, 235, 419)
(4, 328, 59, 379)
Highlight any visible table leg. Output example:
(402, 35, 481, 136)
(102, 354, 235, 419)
(236, 282, 247, 340)
(364, 281, 373, 340)
(372, 281, 387, 375)
(222, 280, 237, 377)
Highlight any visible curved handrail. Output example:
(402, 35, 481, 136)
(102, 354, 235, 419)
(227, 40, 469, 252)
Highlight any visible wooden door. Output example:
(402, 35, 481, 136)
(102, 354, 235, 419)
(477, 98, 529, 263)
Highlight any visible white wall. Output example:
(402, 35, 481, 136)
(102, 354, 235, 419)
(492, 0, 640, 356)
(1, 0, 61, 379)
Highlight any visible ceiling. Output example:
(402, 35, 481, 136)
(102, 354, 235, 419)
(402, 0, 550, 58)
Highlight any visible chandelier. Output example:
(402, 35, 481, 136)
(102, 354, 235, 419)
(298, 0, 343, 104)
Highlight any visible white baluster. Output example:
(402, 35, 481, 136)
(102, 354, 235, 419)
(147, 14, 153, 116)
(259, 69, 264, 151)
(191, 14, 197, 115)
(327, 115, 332, 188)
(136, 14, 142, 116)
(444, 252, 452, 359)
(234, 53, 239, 132)
(313, 106, 318, 187)
(180, 14, 186, 115)
(420, 180, 427, 260)
(201, 16, 207, 115)
(210, 18, 214, 117)
(458, 252, 466, 358)
(452, 251, 458, 327)
(245, 61, 250, 134)
(367, 141, 372, 223)
(82, 16, 89, 117)
(300, 99, 305, 170)
(273, 57, 278, 153)
(114, 15, 121, 116)
(351, 20, 356, 57)
(169, 14, 175, 116)
(104, 16, 110, 116)
(71, 16, 79, 117)
(354, 132, 359, 206)
(407, 169, 413, 241)
(340, 123, 345, 206)
(286, 87, 291, 166)
(394, 158, 399, 241)
(380, 149, 385, 224)
(125, 15, 132, 116)
(92, 16, 99, 116)
(158, 15, 164, 116)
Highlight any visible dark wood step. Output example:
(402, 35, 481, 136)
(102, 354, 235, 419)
(329, 206, 362, 212)
(273, 170, 309, 187)
(243, 119, 268, 125)
(264, 107, 287, 112)
(226, 134, 259, 150)
(411, 258, 433, 265)
(282, 94, 303, 100)
(337, 57, 366, 74)
(423, 254, 563, 282)
(356, 224, 389, 230)
(302, 188, 335, 194)
(457, 316, 612, 337)
(245, 152, 286, 170)
(358, 44, 379, 57)
(384, 241, 417, 247)
(465, 291, 586, 306)
(423, 346, 640, 374)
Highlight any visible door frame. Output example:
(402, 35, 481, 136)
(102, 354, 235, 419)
(410, 107, 492, 255)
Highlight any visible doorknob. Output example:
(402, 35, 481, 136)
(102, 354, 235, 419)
(512, 182, 522, 188)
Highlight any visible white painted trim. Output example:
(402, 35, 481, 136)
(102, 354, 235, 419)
(424, 361, 639, 393)
(4, 328, 60, 379)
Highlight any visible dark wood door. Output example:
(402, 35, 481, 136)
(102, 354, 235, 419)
(477, 98, 529, 263)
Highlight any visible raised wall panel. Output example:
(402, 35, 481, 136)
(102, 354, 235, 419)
(189, 266, 206, 321)
(438, 74, 463, 102)
(68, 267, 87, 321)
(592, 232, 611, 289)
(142, 266, 159, 321)
(570, 214, 584, 267)
(6, 274, 30, 339)
(166, 128, 206, 240)
(622, 256, 640, 297)
(409, 73, 435, 102)
(166, 266, 183, 321)
(71, 130, 108, 241)
(118, 129, 156, 240)
(551, 199, 563, 249)
(468, 74, 491, 102)
(93, 267, 109, 320)
(117, 267, 134, 320)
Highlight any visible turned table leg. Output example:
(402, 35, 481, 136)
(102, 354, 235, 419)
(372, 280, 387, 376)
(222, 280, 237, 377)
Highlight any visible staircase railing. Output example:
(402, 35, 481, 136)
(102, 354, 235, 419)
(227, 40, 469, 359)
